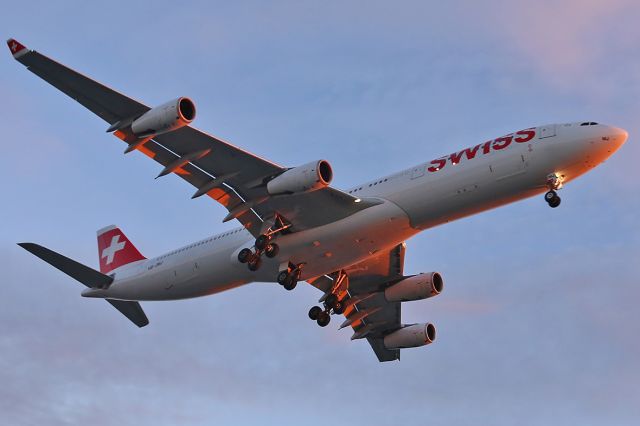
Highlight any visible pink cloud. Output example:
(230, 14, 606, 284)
(493, 0, 637, 88)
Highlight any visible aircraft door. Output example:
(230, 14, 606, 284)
(538, 124, 556, 139)
(411, 165, 425, 179)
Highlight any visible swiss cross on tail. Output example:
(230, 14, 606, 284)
(97, 225, 146, 274)
(6, 38, 27, 58)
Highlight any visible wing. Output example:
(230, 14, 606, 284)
(307, 244, 406, 362)
(7, 39, 377, 236)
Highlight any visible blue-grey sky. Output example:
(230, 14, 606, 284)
(2, 1, 639, 425)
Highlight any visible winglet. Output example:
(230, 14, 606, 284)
(7, 38, 28, 58)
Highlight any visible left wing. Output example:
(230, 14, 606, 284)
(7, 39, 379, 236)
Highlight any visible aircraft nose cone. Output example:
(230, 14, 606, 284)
(613, 127, 628, 143)
(608, 126, 628, 149)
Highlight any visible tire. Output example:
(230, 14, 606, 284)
(549, 196, 561, 208)
(308, 306, 322, 320)
(277, 270, 289, 285)
(255, 234, 270, 250)
(283, 278, 297, 291)
(237, 248, 253, 263)
(248, 257, 262, 271)
(544, 191, 556, 202)
(264, 243, 279, 258)
(333, 301, 344, 315)
(317, 311, 330, 327)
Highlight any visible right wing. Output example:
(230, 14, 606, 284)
(8, 39, 378, 236)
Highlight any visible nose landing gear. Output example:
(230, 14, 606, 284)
(544, 173, 564, 208)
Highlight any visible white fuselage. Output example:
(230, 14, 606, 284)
(84, 122, 627, 301)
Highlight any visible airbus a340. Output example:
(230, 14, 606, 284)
(9, 38, 628, 361)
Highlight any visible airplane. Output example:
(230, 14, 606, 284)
(8, 38, 628, 362)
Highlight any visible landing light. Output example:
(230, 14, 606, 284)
(354, 198, 361, 203)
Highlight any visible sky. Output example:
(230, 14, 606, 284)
(1, 1, 640, 425)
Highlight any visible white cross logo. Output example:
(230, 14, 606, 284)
(101, 235, 126, 264)
(11, 42, 17, 52)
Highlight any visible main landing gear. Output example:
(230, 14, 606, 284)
(237, 221, 290, 271)
(308, 293, 348, 327)
(308, 271, 349, 327)
(237, 237, 276, 271)
(277, 264, 302, 291)
(544, 173, 563, 208)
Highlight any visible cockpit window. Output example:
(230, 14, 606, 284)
(580, 122, 599, 126)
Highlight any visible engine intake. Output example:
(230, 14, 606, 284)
(383, 323, 436, 349)
(131, 97, 196, 137)
(266, 160, 333, 195)
(384, 272, 443, 302)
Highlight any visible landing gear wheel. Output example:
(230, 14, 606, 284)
(264, 243, 279, 258)
(333, 301, 344, 315)
(277, 270, 289, 285)
(283, 277, 297, 291)
(237, 248, 253, 263)
(255, 234, 271, 251)
(545, 190, 561, 208)
(247, 256, 262, 271)
(316, 311, 330, 327)
(308, 306, 322, 320)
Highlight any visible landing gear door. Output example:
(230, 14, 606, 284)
(538, 124, 557, 139)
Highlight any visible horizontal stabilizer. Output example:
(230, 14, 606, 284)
(18, 242, 149, 328)
(18, 243, 113, 288)
(106, 300, 149, 327)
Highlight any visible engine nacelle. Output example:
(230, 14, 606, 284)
(131, 97, 196, 137)
(383, 323, 436, 349)
(384, 272, 443, 302)
(266, 160, 333, 195)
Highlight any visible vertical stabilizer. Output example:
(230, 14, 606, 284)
(97, 225, 146, 274)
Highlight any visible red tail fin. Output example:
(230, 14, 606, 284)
(97, 225, 146, 274)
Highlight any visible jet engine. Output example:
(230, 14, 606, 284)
(266, 160, 333, 195)
(131, 97, 196, 137)
(383, 323, 436, 349)
(384, 272, 443, 302)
